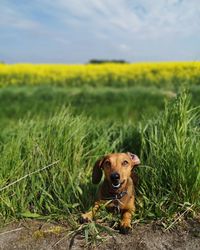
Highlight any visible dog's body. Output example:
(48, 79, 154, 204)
(81, 152, 140, 234)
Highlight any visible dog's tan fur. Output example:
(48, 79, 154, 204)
(81, 152, 140, 234)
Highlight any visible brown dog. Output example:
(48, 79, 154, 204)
(80, 152, 140, 234)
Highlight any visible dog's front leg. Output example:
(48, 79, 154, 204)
(119, 209, 133, 234)
(80, 201, 102, 223)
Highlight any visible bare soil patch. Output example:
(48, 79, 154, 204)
(0, 218, 199, 250)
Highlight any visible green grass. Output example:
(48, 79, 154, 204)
(0, 84, 200, 134)
(138, 91, 200, 220)
(0, 85, 172, 131)
(0, 91, 199, 224)
(0, 108, 126, 220)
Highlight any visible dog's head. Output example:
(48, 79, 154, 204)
(92, 152, 140, 190)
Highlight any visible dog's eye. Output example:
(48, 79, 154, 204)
(104, 161, 111, 168)
(122, 160, 129, 166)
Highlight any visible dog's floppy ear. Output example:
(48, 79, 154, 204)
(92, 158, 104, 184)
(127, 152, 141, 167)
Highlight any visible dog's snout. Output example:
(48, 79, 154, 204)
(110, 172, 120, 180)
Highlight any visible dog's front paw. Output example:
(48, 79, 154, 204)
(119, 225, 131, 234)
(79, 216, 89, 224)
(79, 212, 93, 224)
(119, 221, 132, 234)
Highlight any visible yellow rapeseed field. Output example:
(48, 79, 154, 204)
(0, 62, 200, 87)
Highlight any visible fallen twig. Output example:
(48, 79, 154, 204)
(164, 204, 194, 231)
(0, 227, 23, 236)
(0, 160, 60, 192)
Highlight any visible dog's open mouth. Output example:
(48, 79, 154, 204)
(111, 180, 125, 189)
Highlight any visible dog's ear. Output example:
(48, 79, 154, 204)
(127, 152, 141, 167)
(92, 158, 104, 184)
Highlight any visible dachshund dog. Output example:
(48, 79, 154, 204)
(80, 152, 140, 234)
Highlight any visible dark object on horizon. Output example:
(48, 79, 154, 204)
(88, 59, 128, 64)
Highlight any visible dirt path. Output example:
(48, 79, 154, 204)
(0, 219, 199, 250)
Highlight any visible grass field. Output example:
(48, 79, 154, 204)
(0, 63, 200, 229)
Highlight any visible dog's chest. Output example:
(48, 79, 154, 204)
(105, 194, 128, 213)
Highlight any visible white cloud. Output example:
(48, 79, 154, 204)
(42, 0, 200, 39)
(118, 44, 130, 51)
(1, 0, 200, 62)
(2, 0, 199, 39)
(0, 3, 40, 30)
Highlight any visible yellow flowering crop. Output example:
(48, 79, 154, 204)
(0, 62, 200, 88)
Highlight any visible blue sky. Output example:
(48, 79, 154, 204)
(1, 0, 200, 63)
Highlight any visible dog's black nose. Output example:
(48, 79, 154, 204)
(110, 172, 120, 180)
